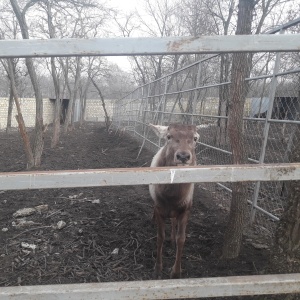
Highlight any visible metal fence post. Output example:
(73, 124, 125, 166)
(136, 83, 152, 159)
(134, 86, 144, 136)
(157, 77, 169, 147)
(192, 62, 202, 125)
(250, 29, 285, 223)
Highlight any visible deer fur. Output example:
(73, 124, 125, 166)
(149, 123, 200, 279)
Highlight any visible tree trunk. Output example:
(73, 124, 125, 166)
(79, 93, 87, 127)
(50, 57, 61, 148)
(91, 78, 111, 131)
(45, 1, 61, 149)
(214, 0, 234, 146)
(27, 56, 44, 167)
(64, 57, 81, 133)
(264, 138, 300, 300)
(71, 87, 78, 128)
(10, 0, 44, 168)
(79, 78, 91, 127)
(272, 176, 300, 271)
(7, 59, 34, 168)
(6, 84, 14, 133)
(222, 0, 256, 259)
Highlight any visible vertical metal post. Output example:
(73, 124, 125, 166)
(250, 29, 284, 223)
(136, 83, 152, 159)
(144, 83, 151, 126)
(160, 77, 169, 125)
(192, 62, 202, 124)
(139, 85, 148, 135)
(134, 87, 144, 136)
(283, 110, 300, 163)
(158, 77, 169, 147)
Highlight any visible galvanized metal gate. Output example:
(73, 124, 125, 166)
(111, 18, 300, 232)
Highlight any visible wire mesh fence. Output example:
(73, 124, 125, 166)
(111, 20, 300, 235)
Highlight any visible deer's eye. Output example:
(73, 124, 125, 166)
(194, 137, 198, 142)
(167, 134, 171, 140)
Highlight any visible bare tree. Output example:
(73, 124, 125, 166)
(60, 57, 81, 132)
(78, 82, 89, 126)
(265, 136, 300, 300)
(222, 0, 256, 259)
(100, 63, 135, 99)
(10, 0, 45, 168)
(47, 0, 111, 132)
(6, 84, 14, 132)
(78, 77, 91, 126)
(130, 0, 181, 84)
(39, 0, 62, 148)
(90, 78, 111, 131)
(78, 57, 95, 126)
(0, 3, 19, 133)
(204, 0, 236, 145)
(2, 58, 34, 167)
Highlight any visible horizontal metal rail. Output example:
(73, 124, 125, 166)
(267, 118, 300, 124)
(253, 204, 280, 221)
(243, 118, 300, 125)
(267, 16, 300, 34)
(1, 35, 300, 58)
(216, 182, 233, 192)
(0, 164, 299, 191)
(133, 110, 300, 124)
(199, 142, 260, 163)
(141, 110, 224, 118)
(136, 54, 220, 87)
(130, 109, 300, 125)
(133, 130, 160, 148)
(1, 274, 300, 299)
(117, 67, 300, 104)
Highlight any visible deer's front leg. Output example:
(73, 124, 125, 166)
(171, 210, 190, 279)
(153, 208, 165, 279)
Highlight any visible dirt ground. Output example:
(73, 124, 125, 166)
(0, 122, 271, 298)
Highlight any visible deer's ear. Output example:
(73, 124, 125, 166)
(149, 123, 169, 139)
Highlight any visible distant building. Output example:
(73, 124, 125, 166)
(251, 96, 299, 119)
(0, 98, 114, 129)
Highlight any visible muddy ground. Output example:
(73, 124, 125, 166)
(0, 122, 271, 298)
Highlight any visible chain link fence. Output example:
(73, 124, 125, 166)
(111, 19, 300, 235)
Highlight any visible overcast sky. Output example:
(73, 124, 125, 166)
(109, 0, 138, 13)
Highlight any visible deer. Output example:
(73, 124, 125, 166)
(149, 123, 200, 279)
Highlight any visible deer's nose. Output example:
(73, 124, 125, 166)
(176, 152, 190, 163)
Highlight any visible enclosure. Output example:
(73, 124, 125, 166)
(112, 18, 300, 233)
(1, 15, 300, 300)
(1, 124, 300, 299)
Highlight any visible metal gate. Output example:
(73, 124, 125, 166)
(111, 18, 300, 233)
(1, 25, 300, 299)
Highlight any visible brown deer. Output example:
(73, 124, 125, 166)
(149, 123, 200, 279)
